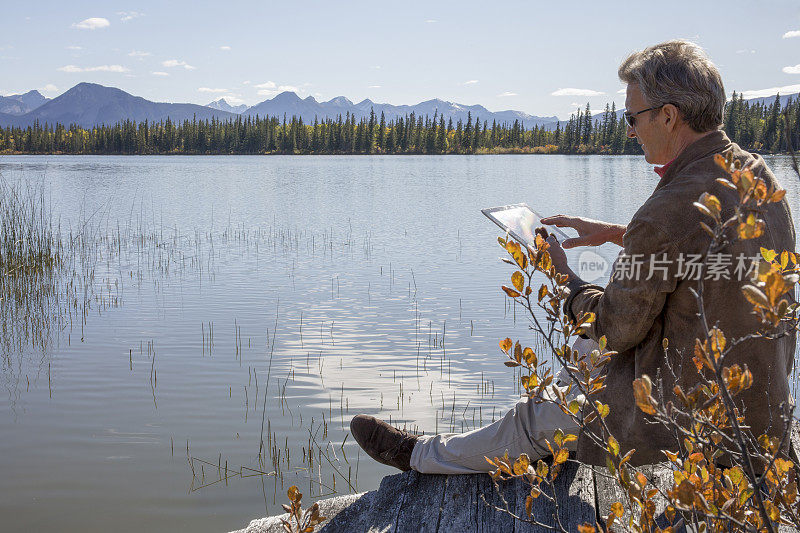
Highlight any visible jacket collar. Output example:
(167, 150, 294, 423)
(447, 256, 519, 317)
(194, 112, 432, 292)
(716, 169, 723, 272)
(653, 158, 676, 178)
(655, 129, 732, 190)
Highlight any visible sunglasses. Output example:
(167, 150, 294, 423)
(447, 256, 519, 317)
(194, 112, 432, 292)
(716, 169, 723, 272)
(623, 105, 665, 128)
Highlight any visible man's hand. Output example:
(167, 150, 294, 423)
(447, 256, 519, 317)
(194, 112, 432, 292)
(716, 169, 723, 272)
(541, 215, 626, 248)
(542, 232, 576, 280)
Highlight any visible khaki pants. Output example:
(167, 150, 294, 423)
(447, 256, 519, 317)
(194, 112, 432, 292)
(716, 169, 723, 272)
(409, 337, 599, 474)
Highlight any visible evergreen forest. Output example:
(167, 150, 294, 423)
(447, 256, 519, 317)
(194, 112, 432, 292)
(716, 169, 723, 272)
(1, 92, 797, 156)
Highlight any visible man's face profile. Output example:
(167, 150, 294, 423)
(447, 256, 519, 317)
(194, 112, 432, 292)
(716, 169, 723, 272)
(625, 83, 669, 165)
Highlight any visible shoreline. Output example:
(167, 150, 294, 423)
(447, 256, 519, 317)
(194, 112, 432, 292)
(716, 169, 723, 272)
(1, 151, 795, 157)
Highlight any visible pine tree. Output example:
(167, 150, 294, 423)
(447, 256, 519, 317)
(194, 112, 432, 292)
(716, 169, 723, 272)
(377, 111, 386, 153)
(436, 115, 446, 153)
(464, 111, 473, 152)
(367, 108, 376, 153)
(582, 103, 592, 145)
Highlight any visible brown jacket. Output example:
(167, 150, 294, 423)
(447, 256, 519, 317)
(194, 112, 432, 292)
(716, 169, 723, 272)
(565, 130, 796, 466)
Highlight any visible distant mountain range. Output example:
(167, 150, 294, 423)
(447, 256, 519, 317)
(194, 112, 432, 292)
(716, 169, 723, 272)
(0, 83, 556, 129)
(0, 90, 50, 115)
(0, 83, 236, 128)
(0, 83, 797, 130)
(206, 98, 248, 114)
(240, 91, 558, 127)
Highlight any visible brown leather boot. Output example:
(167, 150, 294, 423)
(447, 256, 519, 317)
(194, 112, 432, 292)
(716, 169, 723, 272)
(350, 414, 418, 471)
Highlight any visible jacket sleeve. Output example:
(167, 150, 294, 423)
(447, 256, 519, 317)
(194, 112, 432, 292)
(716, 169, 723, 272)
(565, 218, 680, 353)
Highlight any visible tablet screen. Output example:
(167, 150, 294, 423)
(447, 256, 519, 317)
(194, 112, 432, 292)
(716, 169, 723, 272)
(482, 203, 569, 246)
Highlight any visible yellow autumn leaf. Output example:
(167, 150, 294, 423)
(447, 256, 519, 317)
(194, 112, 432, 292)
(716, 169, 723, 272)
(693, 202, 713, 218)
(562, 433, 578, 445)
(698, 192, 721, 218)
(513, 453, 531, 475)
(502, 285, 520, 298)
(522, 347, 537, 366)
(538, 284, 548, 302)
(511, 271, 524, 292)
(633, 376, 657, 415)
(764, 270, 789, 305)
(608, 435, 620, 456)
(536, 459, 549, 478)
(499, 338, 513, 353)
(741, 285, 769, 308)
(513, 341, 523, 362)
(710, 327, 726, 356)
(568, 399, 580, 414)
(554, 448, 569, 465)
(737, 213, 765, 239)
(771, 188, 787, 203)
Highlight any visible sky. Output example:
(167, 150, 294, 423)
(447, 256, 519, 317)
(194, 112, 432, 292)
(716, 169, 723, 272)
(1, 0, 800, 120)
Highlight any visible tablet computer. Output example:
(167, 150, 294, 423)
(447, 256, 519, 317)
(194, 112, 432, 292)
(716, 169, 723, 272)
(482, 203, 569, 247)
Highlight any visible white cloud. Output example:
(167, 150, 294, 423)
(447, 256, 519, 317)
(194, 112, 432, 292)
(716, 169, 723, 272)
(740, 84, 800, 99)
(425, 19, 438, 23)
(783, 64, 800, 74)
(66, 45, 83, 51)
(118, 11, 143, 22)
(368, 85, 381, 89)
(151, 71, 169, 77)
(551, 88, 605, 96)
(242, 80, 251, 85)
(735, 49, 756, 54)
(57, 64, 129, 73)
(617, 88, 627, 94)
(72, 17, 110, 30)
(128, 50, 151, 58)
(198, 87, 228, 93)
(39, 84, 58, 93)
(497, 91, 518, 97)
(162, 59, 196, 70)
(462, 80, 479, 86)
(783, 30, 800, 39)
(255, 81, 276, 89)
(220, 46, 231, 51)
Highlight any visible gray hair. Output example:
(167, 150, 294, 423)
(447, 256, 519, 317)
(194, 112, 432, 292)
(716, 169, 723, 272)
(618, 40, 725, 133)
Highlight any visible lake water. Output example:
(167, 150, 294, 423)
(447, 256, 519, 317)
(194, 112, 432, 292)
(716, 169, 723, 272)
(0, 154, 798, 532)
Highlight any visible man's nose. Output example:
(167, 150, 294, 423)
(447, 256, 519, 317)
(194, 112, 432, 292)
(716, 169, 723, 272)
(626, 123, 637, 139)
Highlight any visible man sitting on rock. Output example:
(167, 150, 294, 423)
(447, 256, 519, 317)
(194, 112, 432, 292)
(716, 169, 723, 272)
(351, 40, 796, 473)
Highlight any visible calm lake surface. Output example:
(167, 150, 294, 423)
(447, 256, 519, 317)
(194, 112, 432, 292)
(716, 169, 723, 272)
(1, 154, 799, 532)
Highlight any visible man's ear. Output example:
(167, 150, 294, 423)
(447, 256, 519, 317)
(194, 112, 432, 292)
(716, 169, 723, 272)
(662, 103, 681, 131)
